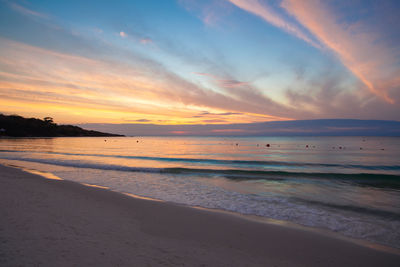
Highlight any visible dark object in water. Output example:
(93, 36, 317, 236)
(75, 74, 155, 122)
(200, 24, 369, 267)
(266, 144, 270, 147)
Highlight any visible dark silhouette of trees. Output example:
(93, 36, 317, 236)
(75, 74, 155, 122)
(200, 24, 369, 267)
(43, 117, 54, 124)
(0, 114, 123, 137)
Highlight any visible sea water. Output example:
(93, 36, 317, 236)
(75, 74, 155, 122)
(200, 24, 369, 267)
(0, 136, 399, 248)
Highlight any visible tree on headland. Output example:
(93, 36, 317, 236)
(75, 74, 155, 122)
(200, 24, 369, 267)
(43, 117, 54, 124)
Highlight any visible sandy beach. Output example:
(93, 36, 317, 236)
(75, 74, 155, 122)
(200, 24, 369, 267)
(0, 164, 399, 267)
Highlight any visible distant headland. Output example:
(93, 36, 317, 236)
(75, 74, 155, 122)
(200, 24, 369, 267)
(79, 119, 400, 137)
(0, 114, 123, 137)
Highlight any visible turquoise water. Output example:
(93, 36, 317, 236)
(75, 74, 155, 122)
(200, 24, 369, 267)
(0, 136, 399, 248)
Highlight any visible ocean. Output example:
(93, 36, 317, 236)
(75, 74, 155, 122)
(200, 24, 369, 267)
(0, 136, 399, 249)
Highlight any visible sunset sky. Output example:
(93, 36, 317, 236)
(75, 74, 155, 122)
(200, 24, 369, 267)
(0, 0, 399, 125)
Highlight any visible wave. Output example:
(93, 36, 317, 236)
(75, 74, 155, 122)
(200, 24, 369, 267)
(1, 149, 399, 171)
(292, 197, 400, 220)
(1, 155, 399, 189)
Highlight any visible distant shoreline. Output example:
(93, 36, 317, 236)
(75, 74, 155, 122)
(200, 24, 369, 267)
(0, 114, 124, 137)
(0, 135, 125, 139)
(78, 119, 400, 137)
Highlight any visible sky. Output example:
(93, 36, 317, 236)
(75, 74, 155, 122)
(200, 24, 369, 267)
(0, 0, 399, 125)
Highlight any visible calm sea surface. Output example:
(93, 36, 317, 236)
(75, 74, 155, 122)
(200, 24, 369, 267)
(1, 136, 399, 248)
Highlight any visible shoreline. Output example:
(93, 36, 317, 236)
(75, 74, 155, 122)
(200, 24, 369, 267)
(1, 164, 399, 266)
(10, 161, 400, 255)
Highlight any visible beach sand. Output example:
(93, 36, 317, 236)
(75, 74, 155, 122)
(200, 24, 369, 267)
(0, 164, 399, 266)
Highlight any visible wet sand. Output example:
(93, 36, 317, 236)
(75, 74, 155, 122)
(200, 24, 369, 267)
(0, 164, 399, 266)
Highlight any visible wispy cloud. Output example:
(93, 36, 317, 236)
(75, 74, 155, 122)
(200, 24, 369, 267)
(228, 0, 320, 48)
(281, 0, 398, 104)
(200, 111, 242, 116)
(119, 31, 153, 46)
(122, 118, 152, 123)
(228, 0, 399, 104)
(178, 0, 234, 27)
(140, 38, 153, 45)
(3, 0, 398, 124)
(0, 38, 290, 123)
(8, 2, 48, 19)
(194, 72, 250, 88)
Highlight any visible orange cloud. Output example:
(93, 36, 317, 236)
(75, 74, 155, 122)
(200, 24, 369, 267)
(0, 38, 289, 124)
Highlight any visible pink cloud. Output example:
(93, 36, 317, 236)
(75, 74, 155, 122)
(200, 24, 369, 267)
(228, 0, 320, 48)
(140, 38, 153, 45)
(179, 0, 233, 27)
(281, 0, 397, 103)
(228, 0, 398, 104)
